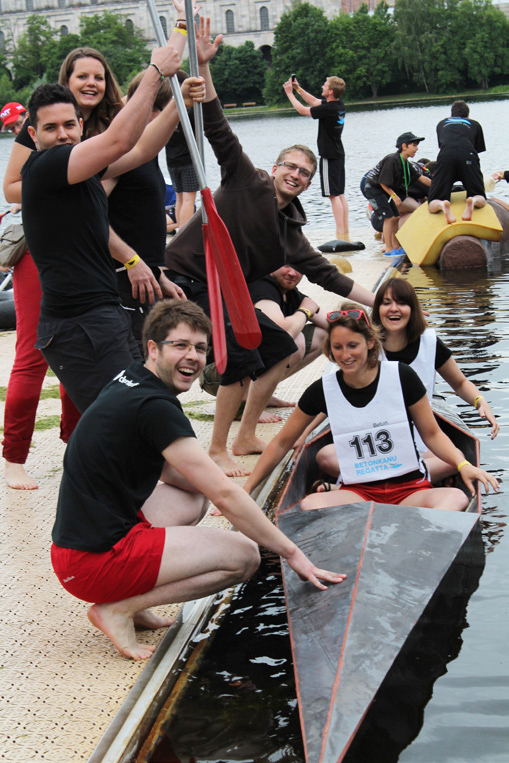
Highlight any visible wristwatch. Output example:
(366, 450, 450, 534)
(175, 19, 187, 29)
(297, 307, 312, 320)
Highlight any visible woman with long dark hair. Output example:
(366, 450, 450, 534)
(372, 277, 498, 481)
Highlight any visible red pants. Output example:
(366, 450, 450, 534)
(2, 253, 80, 463)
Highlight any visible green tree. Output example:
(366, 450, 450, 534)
(211, 41, 268, 103)
(78, 12, 150, 87)
(11, 15, 55, 88)
(393, 0, 465, 93)
(264, 2, 332, 105)
(40, 34, 82, 83)
(330, 3, 396, 98)
(0, 72, 16, 106)
(460, 0, 509, 89)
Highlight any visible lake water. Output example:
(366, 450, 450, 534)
(2, 99, 508, 762)
(3, 97, 509, 229)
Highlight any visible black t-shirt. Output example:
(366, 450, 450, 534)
(366, 152, 421, 196)
(15, 117, 35, 150)
(52, 362, 196, 552)
(108, 157, 166, 268)
(436, 117, 486, 153)
(366, 151, 421, 196)
(21, 144, 119, 318)
(299, 363, 427, 483)
(310, 99, 345, 159)
(248, 275, 307, 316)
(383, 335, 452, 370)
(165, 108, 195, 168)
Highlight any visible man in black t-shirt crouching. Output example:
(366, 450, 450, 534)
(51, 299, 345, 660)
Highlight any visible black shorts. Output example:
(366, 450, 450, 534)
(320, 156, 345, 197)
(168, 273, 298, 386)
(361, 176, 400, 220)
(36, 304, 141, 412)
(428, 147, 485, 203)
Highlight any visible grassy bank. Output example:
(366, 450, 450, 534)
(224, 87, 509, 118)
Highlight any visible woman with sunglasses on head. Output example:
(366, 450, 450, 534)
(243, 303, 498, 511)
(373, 277, 498, 483)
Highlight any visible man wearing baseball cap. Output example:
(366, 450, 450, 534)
(0, 102, 27, 135)
(361, 132, 431, 256)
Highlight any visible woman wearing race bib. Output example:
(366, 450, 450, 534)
(373, 278, 498, 482)
(243, 304, 498, 511)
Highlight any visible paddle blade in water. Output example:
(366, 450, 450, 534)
(204, 226, 227, 375)
(200, 188, 261, 350)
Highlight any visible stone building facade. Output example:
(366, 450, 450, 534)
(0, 0, 394, 56)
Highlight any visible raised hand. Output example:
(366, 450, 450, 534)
(181, 76, 206, 108)
(196, 16, 223, 64)
(151, 44, 181, 79)
(172, 0, 201, 17)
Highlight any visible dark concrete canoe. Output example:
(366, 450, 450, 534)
(275, 403, 481, 763)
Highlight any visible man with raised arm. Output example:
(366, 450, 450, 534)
(51, 299, 346, 661)
(21, 40, 204, 412)
(165, 20, 374, 477)
(283, 75, 348, 240)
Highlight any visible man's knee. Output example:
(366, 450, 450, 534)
(236, 536, 261, 582)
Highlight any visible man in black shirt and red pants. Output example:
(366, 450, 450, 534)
(284, 75, 349, 240)
(21, 44, 190, 412)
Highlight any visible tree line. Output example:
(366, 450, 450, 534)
(265, 0, 509, 102)
(1, 1, 509, 109)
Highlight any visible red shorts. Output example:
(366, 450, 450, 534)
(342, 476, 433, 505)
(51, 513, 166, 604)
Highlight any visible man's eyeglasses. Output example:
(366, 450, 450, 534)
(158, 339, 209, 355)
(327, 309, 371, 327)
(277, 161, 312, 179)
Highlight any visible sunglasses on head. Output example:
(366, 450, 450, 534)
(327, 309, 371, 326)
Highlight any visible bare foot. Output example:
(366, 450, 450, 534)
(268, 395, 296, 408)
(209, 450, 251, 477)
(462, 197, 474, 221)
(88, 603, 156, 660)
(336, 231, 350, 241)
(444, 200, 456, 224)
(5, 461, 38, 490)
(133, 609, 175, 630)
(258, 410, 283, 423)
(232, 435, 268, 456)
(209, 506, 223, 516)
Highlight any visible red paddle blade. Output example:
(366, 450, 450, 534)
(201, 188, 261, 350)
(204, 226, 227, 375)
